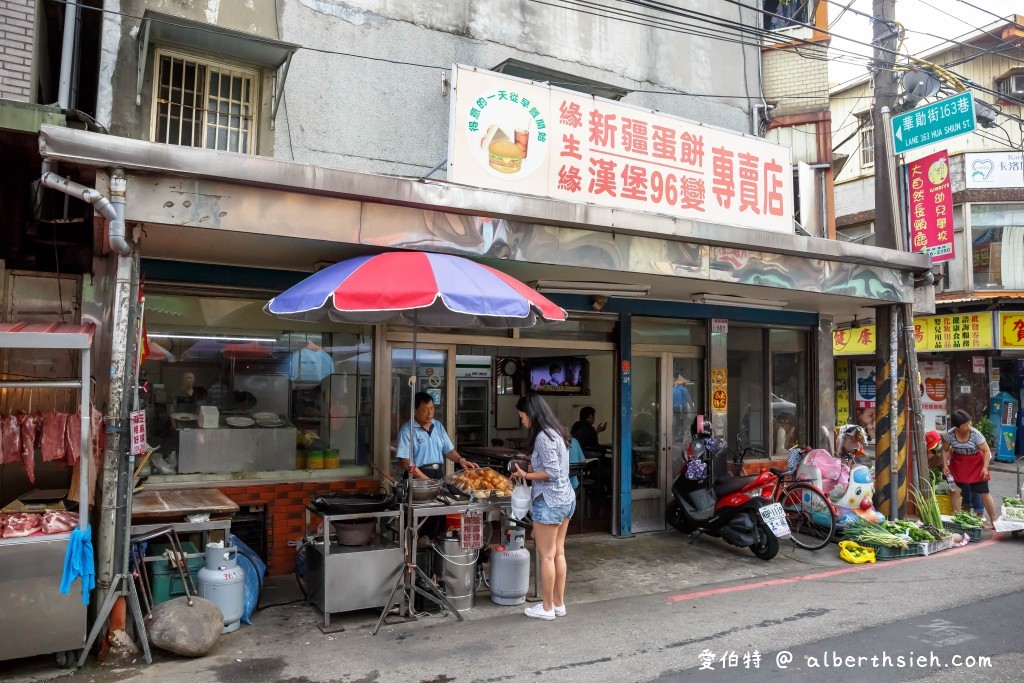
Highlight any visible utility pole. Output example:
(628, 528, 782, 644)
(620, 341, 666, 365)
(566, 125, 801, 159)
(871, 0, 908, 519)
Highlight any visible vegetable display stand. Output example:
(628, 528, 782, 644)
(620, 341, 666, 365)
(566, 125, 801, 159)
(917, 535, 955, 556)
(859, 542, 918, 561)
(941, 516, 983, 543)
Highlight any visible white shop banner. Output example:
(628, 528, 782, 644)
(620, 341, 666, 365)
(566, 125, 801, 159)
(965, 151, 1024, 189)
(447, 65, 794, 234)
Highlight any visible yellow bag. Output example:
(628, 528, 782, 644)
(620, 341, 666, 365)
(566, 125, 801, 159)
(838, 540, 876, 564)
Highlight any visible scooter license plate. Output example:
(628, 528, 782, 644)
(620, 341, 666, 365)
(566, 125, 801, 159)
(759, 503, 792, 538)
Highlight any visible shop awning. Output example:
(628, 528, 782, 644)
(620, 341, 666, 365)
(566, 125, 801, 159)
(0, 322, 95, 349)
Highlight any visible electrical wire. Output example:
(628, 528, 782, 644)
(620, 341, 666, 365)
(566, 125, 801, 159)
(954, 1, 1024, 32)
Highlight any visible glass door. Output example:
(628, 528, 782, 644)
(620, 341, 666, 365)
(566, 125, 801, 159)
(630, 351, 704, 533)
(630, 355, 663, 533)
(388, 346, 450, 478)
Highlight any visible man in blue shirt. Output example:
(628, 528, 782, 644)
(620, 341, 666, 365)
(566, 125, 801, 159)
(398, 392, 478, 479)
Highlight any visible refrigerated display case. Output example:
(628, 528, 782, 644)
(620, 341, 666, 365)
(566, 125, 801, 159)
(456, 379, 489, 447)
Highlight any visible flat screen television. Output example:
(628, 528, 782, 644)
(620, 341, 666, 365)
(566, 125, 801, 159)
(525, 357, 589, 396)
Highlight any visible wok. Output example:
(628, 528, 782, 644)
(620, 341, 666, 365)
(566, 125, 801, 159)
(311, 492, 396, 515)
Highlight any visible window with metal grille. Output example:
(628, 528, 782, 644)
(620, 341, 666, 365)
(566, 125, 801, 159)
(152, 50, 258, 154)
(857, 112, 874, 168)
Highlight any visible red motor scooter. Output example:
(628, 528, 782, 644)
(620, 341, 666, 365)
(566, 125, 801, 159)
(666, 421, 786, 560)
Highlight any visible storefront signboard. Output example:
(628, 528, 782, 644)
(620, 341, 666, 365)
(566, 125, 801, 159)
(905, 150, 955, 263)
(448, 66, 794, 235)
(998, 312, 1024, 349)
(833, 313, 995, 355)
(964, 152, 1024, 189)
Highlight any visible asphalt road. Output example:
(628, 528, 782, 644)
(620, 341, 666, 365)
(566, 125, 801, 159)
(59, 529, 1024, 683)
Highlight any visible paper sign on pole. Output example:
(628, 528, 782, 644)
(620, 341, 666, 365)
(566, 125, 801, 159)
(130, 410, 147, 456)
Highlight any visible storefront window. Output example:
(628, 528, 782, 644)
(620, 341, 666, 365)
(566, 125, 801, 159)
(940, 206, 967, 293)
(632, 317, 706, 346)
(728, 327, 810, 457)
(971, 203, 1024, 290)
(140, 294, 373, 480)
(727, 328, 765, 454)
(389, 348, 448, 478)
(518, 317, 617, 342)
(770, 329, 807, 457)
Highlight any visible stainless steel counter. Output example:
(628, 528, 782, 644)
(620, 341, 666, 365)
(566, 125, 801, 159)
(176, 425, 297, 474)
(0, 535, 86, 661)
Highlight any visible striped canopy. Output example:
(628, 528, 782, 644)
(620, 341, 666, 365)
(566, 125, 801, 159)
(265, 252, 567, 328)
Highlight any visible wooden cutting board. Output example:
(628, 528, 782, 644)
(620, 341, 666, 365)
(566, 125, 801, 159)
(131, 489, 239, 521)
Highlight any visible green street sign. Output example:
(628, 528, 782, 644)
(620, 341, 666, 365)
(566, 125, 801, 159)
(892, 92, 976, 154)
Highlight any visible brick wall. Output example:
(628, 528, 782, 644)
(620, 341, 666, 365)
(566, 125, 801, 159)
(762, 46, 829, 118)
(219, 478, 380, 576)
(1, 0, 35, 102)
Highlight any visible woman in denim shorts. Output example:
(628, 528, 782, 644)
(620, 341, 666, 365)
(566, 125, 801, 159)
(510, 393, 575, 621)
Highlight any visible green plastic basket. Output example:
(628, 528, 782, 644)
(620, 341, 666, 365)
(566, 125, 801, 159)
(942, 520, 982, 543)
(859, 541, 917, 561)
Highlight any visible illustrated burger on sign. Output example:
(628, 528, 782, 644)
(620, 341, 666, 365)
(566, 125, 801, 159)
(481, 124, 528, 174)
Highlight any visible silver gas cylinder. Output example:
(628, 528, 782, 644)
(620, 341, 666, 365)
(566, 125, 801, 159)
(197, 545, 245, 633)
(489, 527, 530, 605)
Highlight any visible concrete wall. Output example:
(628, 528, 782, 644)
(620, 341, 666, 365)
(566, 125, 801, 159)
(1, 0, 36, 102)
(762, 44, 829, 118)
(97, 0, 761, 176)
(96, 0, 280, 151)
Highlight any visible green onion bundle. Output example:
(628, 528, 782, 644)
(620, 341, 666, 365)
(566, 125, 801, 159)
(842, 518, 909, 548)
(911, 484, 943, 529)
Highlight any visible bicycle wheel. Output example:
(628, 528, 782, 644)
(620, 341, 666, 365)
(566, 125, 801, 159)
(779, 483, 836, 551)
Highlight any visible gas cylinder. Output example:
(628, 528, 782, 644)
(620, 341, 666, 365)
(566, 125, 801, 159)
(489, 527, 530, 605)
(197, 545, 245, 633)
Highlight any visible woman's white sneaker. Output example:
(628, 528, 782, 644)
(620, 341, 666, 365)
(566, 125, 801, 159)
(553, 604, 566, 617)
(524, 604, 556, 620)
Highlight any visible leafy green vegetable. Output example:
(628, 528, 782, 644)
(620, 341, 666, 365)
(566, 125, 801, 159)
(951, 510, 985, 527)
(911, 484, 943, 529)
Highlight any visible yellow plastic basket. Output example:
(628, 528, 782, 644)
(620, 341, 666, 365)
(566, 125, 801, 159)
(936, 493, 953, 516)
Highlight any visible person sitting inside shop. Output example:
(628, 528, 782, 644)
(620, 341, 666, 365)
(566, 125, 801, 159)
(571, 406, 606, 452)
(397, 392, 479, 480)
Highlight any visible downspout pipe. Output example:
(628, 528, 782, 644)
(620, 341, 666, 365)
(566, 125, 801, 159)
(41, 171, 131, 256)
(57, 0, 79, 110)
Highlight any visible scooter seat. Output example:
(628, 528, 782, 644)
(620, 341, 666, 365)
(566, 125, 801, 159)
(713, 474, 760, 496)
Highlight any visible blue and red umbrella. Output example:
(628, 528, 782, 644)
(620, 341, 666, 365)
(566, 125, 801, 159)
(265, 252, 566, 327)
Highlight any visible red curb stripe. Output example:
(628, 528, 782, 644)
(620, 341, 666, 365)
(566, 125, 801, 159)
(666, 538, 998, 602)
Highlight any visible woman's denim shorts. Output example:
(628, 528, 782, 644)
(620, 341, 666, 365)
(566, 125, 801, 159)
(532, 496, 576, 525)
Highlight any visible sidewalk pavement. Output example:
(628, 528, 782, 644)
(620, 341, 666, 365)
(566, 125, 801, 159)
(3, 527, 856, 683)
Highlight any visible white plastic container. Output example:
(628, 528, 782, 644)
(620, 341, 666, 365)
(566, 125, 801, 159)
(198, 405, 219, 428)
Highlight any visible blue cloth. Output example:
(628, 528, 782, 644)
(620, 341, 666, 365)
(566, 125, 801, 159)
(396, 419, 454, 466)
(60, 525, 95, 605)
(569, 438, 585, 489)
(673, 384, 691, 412)
(284, 347, 334, 382)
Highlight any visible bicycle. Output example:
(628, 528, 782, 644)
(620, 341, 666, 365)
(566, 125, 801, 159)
(730, 443, 837, 551)
(768, 450, 838, 551)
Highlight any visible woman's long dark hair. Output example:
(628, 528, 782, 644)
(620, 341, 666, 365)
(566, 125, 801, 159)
(517, 392, 571, 452)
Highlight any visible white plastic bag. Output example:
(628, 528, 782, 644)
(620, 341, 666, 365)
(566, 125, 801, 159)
(510, 480, 532, 520)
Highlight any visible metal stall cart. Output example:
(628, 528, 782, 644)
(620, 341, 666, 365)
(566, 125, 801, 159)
(0, 323, 95, 664)
(303, 505, 403, 630)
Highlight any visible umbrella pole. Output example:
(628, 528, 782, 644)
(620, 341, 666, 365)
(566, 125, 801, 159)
(410, 310, 418, 435)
